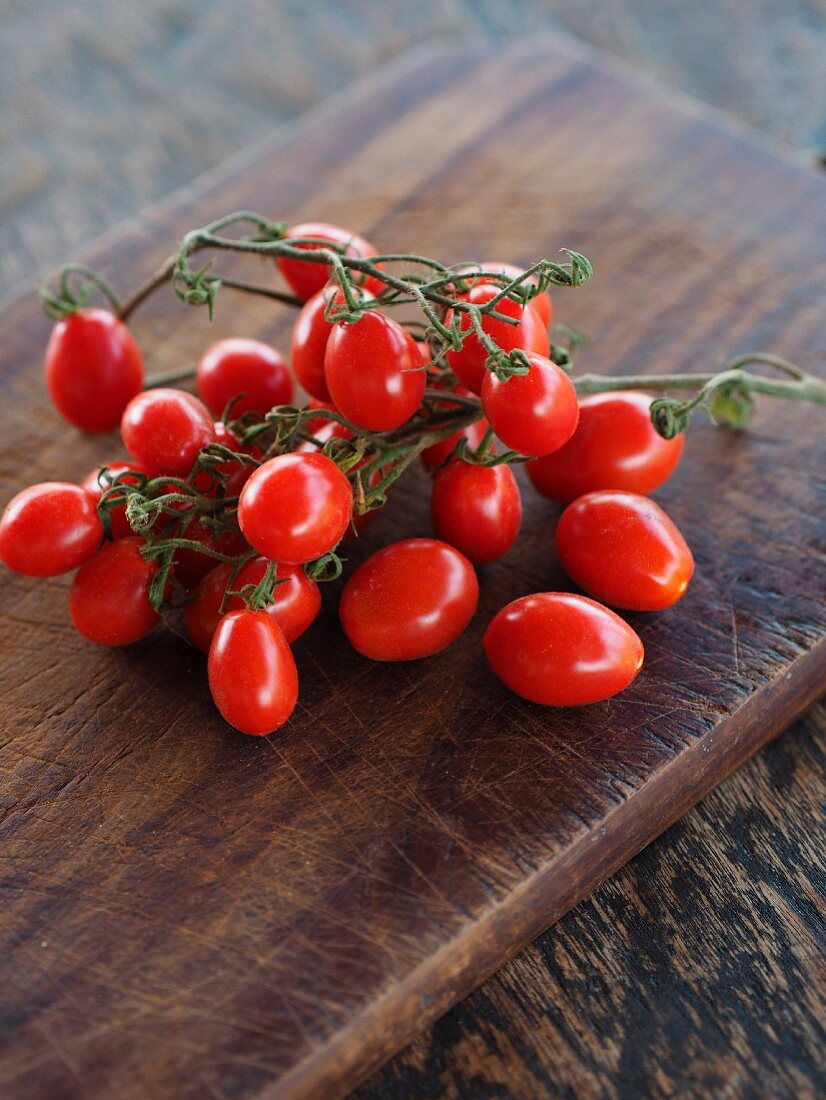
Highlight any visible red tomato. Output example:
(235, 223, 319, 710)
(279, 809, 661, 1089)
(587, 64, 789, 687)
(238, 452, 352, 563)
(69, 537, 159, 645)
(290, 287, 339, 402)
(339, 538, 478, 661)
(484, 593, 644, 705)
(0, 482, 102, 576)
(324, 311, 425, 431)
(556, 491, 694, 611)
(45, 309, 143, 432)
(463, 261, 553, 328)
(431, 461, 522, 564)
(208, 610, 298, 735)
(173, 516, 248, 590)
(445, 284, 550, 395)
(185, 559, 321, 653)
(481, 352, 579, 456)
(277, 222, 382, 301)
(121, 389, 216, 477)
(421, 418, 489, 473)
(82, 461, 149, 540)
(526, 392, 685, 503)
(196, 338, 292, 418)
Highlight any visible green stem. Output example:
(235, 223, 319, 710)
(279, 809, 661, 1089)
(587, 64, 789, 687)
(573, 363, 826, 404)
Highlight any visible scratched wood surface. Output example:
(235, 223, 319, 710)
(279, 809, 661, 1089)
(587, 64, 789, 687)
(0, 40, 824, 1100)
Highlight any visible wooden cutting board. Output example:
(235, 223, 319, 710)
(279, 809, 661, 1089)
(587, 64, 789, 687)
(1, 38, 824, 1100)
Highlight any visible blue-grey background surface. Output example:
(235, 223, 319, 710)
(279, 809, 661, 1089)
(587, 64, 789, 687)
(2, 0, 825, 294)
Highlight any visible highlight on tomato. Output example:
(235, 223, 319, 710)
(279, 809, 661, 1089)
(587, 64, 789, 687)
(121, 388, 216, 477)
(483, 592, 644, 705)
(196, 337, 292, 417)
(45, 308, 143, 432)
(526, 391, 685, 503)
(555, 490, 694, 611)
(69, 537, 159, 646)
(208, 609, 298, 736)
(238, 451, 353, 563)
(339, 538, 479, 661)
(0, 482, 103, 577)
(431, 460, 522, 564)
(481, 352, 579, 456)
(324, 309, 425, 431)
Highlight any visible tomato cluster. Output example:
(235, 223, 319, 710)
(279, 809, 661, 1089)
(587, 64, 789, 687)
(1, 219, 697, 737)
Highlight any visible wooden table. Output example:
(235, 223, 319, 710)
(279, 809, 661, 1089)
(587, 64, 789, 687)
(1, 15, 824, 1100)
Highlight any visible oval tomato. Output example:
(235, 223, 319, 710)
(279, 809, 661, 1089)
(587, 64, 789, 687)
(238, 452, 352, 563)
(556, 491, 694, 611)
(526, 392, 685, 503)
(121, 389, 216, 477)
(481, 352, 579, 456)
(324, 311, 425, 431)
(0, 482, 102, 576)
(208, 610, 298, 735)
(484, 593, 644, 705)
(339, 538, 478, 661)
(196, 337, 292, 418)
(45, 309, 143, 432)
(431, 460, 522, 564)
(445, 283, 550, 395)
(185, 559, 321, 654)
(69, 537, 159, 645)
(278, 222, 382, 301)
(291, 286, 374, 403)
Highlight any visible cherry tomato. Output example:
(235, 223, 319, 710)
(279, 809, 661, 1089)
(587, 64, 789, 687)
(121, 388, 216, 477)
(421, 418, 489, 473)
(484, 593, 644, 705)
(208, 610, 298, 735)
(45, 309, 143, 432)
(431, 461, 522, 564)
(238, 452, 352, 563)
(339, 538, 478, 661)
(185, 559, 321, 653)
(324, 311, 425, 431)
(277, 222, 382, 301)
(461, 261, 553, 327)
(173, 517, 248, 590)
(290, 286, 374, 403)
(82, 461, 149, 540)
(556, 491, 694, 611)
(481, 352, 579, 456)
(69, 537, 159, 645)
(196, 338, 292, 418)
(526, 391, 685, 503)
(0, 482, 102, 576)
(445, 284, 550, 395)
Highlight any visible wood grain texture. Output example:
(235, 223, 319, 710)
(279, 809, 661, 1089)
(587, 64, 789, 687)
(2, 1, 825, 294)
(358, 702, 826, 1098)
(0, 39, 824, 1100)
